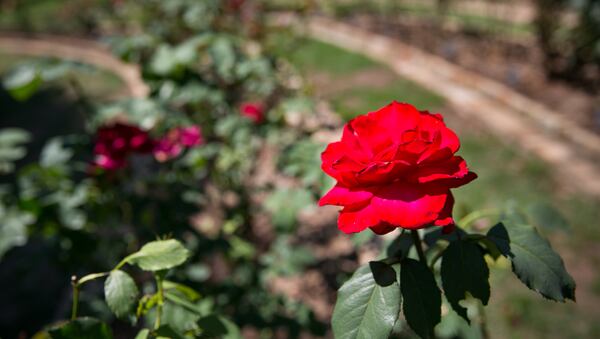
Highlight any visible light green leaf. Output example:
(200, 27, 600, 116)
(0, 205, 34, 258)
(487, 222, 575, 301)
(3, 65, 42, 101)
(441, 240, 490, 323)
(126, 239, 190, 271)
(40, 138, 73, 168)
(401, 258, 441, 339)
(332, 263, 401, 339)
(104, 270, 139, 318)
(48, 317, 112, 339)
(0, 128, 30, 174)
(134, 328, 149, 339)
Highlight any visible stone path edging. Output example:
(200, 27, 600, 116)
(0, 33, 149, 98)
(302, 16, 600, 197)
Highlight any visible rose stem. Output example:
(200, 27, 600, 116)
(411, 230, 427, 265)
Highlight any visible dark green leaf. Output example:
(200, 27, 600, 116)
(401, 258, 441, 339)
(424, 227, 466, 247)
(197, 314, 242, 339)
(487, 222, 575, 301)
(369, 261, 397, 287)
(386, 232, 413, 259)
(48, 317, 112, 339)
(153, 324, 185, 339)
(104, 270, 139, 318)
(441, 240, 490, 323)
(332, 264, 401, 339)
(126, 239, 190, 271)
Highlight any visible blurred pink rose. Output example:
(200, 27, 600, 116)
(154, 125, 203, 162)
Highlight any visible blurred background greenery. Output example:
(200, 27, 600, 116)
(1, 0, 599, 338)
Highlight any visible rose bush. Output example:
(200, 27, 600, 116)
(326, 102, 575, 339)
(320, 101, 476, 234)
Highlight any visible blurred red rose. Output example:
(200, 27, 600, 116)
(93, 122, 154, 170)
(154, 125, 203, 162)
(319, 101, 476, 235)
(240, 102, 265, 124)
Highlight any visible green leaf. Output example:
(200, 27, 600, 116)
(164, 280, 201, 301)
(386, 232, 413, 258)
(0, 128, 30, 174)
(331, 263, 401, 339)
(104, 270, 139, 318)
(197, 314, 242, 339)
(134, 329, 150, 339)
(153, 324, 185, 339)
(441, 240, 490, 323)
(48, 317, 113, 339)
(423, 227, 466, 247)
(401, 258, 441, 339)
(0, 204, 34, 258)
(40, 138, 73, 168)
(126, 239, 190, 271)
(3, 65, 42, 101)
(487, 222, 575, 301)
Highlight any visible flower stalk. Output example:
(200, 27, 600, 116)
(411, 230, 428, 265)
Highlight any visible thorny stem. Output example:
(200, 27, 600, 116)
(411, 230, 427, 265)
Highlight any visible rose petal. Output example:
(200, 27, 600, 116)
(337, 203, 380, 234)
(370, 182, 450, 229)
(370, 222, 396, 235)
(319, 185, 373, 207)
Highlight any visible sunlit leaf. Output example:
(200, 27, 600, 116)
(104, 270, 139, 318)
(332, 263, 400, 339)
(126, 239, 190, 271)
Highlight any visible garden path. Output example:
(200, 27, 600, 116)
(0, 33, 149, 98)
(296, 15, 600, 198)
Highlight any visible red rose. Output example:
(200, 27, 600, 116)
(240, 102, 265, 124)
(319, 102, 476, 235)
(93, 122, 154, 170)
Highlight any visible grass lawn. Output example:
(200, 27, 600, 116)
(276, 35, 600, 338)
